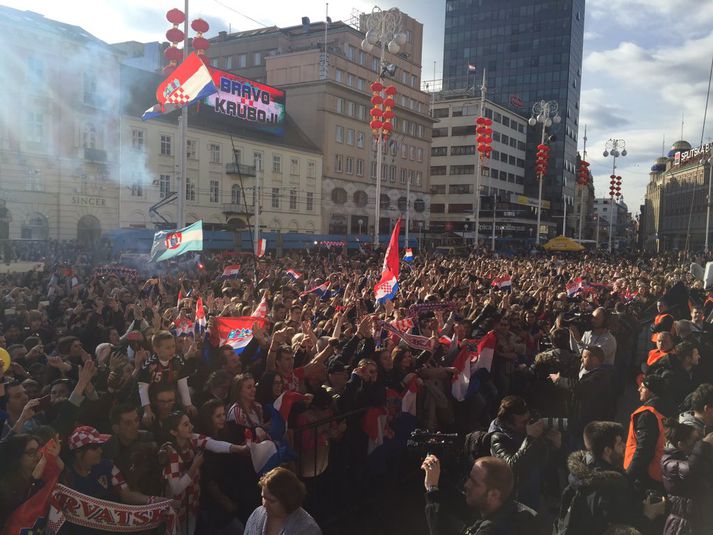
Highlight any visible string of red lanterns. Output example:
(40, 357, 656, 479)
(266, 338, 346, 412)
(609, 174, 622, 198)
(535, 144, 551, 177)
(369, 81, 397, 141)
(475, 117, 493, 159)
(577, 159, 590, 186)
(163, 9, 211, 76)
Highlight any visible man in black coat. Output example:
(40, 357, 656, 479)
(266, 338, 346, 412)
(550, 345, 617, 445)
(649, 341, 701, 410)
(422, 454, 536, 535)
(554, 421, 665, 534)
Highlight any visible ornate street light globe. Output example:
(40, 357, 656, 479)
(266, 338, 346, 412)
(528, 117, 537, 126)
(387, 40, 400, 53)
(361, 39, 374, 52)
(553, 115, 561, 124)
(603, 150, 609, 157)
(394, 32, 407, 46)
(621, 149, 627, 157)
(365, 30, 378, 45)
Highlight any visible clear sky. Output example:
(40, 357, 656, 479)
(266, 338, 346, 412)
(4, 0, 713, 213)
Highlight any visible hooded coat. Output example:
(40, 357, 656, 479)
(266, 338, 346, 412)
(554, 450, 644, 535)
(662, 441, 713, 535)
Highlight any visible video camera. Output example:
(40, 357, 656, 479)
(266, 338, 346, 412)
(530, 411, 569, 433)
(407, 429, 460, 459)
(561, 312, 593, 333)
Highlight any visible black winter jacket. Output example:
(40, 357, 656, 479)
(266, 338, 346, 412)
(554, 451, 645, 535)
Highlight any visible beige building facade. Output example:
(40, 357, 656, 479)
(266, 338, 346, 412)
(208, 15, 432, 238)
(0, 6, 121, 246)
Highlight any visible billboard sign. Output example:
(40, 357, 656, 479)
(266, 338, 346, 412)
(206, 69, 286, 136)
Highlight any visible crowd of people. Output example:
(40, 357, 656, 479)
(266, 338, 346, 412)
(1, 244, 713, 535)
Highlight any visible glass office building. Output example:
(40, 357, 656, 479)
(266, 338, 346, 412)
(442, 0, 585, 238)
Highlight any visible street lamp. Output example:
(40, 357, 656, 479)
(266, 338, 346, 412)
(358, 218, 364, 236)
(528, 100, 561, 245)
(602, 138, 627, 253)
(418, 221, 424, 250)
(361, 6, 406, 247)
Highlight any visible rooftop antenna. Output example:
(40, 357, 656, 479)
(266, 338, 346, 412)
(661, 134, 665, 157)
(681, 112, 685, 141)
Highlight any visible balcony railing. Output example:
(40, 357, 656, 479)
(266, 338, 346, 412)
(226, 162, 256, 177)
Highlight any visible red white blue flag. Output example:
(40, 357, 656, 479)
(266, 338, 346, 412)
(142, 52, 217, 120)
(374, 218, 401, 303)
(492, 274, 512, 290)
(403, 248, 414, 262)
(210, 316, 267, 354)
(300, 281, 331, 298)
(194, 297, 206, 336)
(257, 238, 267, 258)
(251, 294, 268, 319)
(285, 269, 302, 280)
(221, 264, 241, 278)
(566, 277, 586, 297)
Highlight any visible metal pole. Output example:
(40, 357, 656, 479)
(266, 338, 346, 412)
(609, 156, 616, 253)
(562, 195, 567, 236)
(177, 0, 189, 229)
(254, 171, 260, 255)
(595, 216, 600, 248)
(373, 23, 386, 248)
(405, 173, 410, 246)
(491, 195, 496, 251)
(578, 125, 587, 241)
(536, 120, 546, 244)
(473, 69, 486, 249)
(706, 157, 713, 252)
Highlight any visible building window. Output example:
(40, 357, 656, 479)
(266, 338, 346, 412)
(160, 135, 172, 156)
(372, 57, 379, 71)
(306, 192, 314, 211)
(335, 69, 344, 82)
(290, 158, 299, 175)
(231, 184, 241, 204)
(159, 174, 171, 199)
(335, 154, 343, 173)
(307, 160, 316, 178)
(416, 148, 423, 162)
(272, 187, 280, 208)
(253, 52, 262, 65)
(131, 181, 143, 197)
(400, 168, 407, 184)
(346, 157, 354, 175)
(185, 177, 196, 201)
(357, 105, 366, 120)
(210, 179, 220, 202)
(335, 125, 344, 143)
(209, 143, 221, 163)
(380, 194, 390, 208)
(237, 54, 247, 68)
(225, 56, 232, 69)
(356, 158, 364, 176)
(409, 146, 415, 161)
(254, 151, 263, 171)
(336, 97, 344, 113)
(347, 73, 354, 86)
(83, 73, 97, 105)
(354, 190, 368, 207)
(346, 129, 355, 145)
(414, 198, 425, 212)
(390, 165, 396, 182)
(131, 129, 145, 151)
(347, 101, 355, 116)
(450, 165, 475, 175)
(357, 131, 365, 148)
(357, 78, 365, 90)
(371, 161, 377, 180)
(431, 166, 447, 175)
(26, 169, 42, 191)
(289, 189, 297, 210)
(415, 171, 422, 186)
(186, 139, 197, 159)
(273, 155, 282, 174)
(332, 188, 347, 204)
(432, 146, 447, 156)
(83, 123, 96, 149)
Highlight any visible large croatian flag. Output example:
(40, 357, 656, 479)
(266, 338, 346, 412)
(374, 218, 401, 303)
(142, 52, 218, 120)
(285, 269, 302, 280)
(221, 264, 241, 279)
(491, 274, 512, 291)
(210, 316, 267, 354)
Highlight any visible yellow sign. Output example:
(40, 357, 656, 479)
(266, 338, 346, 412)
(510, 194, 551, 210)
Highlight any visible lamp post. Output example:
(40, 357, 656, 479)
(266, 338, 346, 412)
(358, 218, 364, 236)
(361, 6, 406, 247)
(706, 156, 713, 252)
(528, 100, 561, 245)
(603, 138, 627, 253)
(418, 221, 424, 251)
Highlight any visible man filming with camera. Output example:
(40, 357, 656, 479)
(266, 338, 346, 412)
(569, 307, 617, 367)
(421, 454, 536, 534)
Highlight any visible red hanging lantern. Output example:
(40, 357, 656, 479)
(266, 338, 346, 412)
(384, 85, 397, 96)
(164, 8, 186, 76)
(166, 8, 185, 24)
(370, 81, 384, 92)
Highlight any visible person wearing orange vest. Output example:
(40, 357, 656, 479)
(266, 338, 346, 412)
(650, 298, 675, 343)
(642, 332, 674, 375)
(624, 374, 667, 493)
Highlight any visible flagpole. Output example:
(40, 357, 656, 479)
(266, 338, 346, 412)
(405, 172, 410, 247)
(177, 0, 189, 229)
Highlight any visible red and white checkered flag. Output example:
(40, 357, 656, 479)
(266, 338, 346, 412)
(166, 87, 190, 105)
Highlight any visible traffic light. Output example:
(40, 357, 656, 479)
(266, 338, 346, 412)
(475, 117, 493, 159)
(535, 144, 551, 177)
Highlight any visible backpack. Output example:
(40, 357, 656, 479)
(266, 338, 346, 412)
(552, 485, 596, 535)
